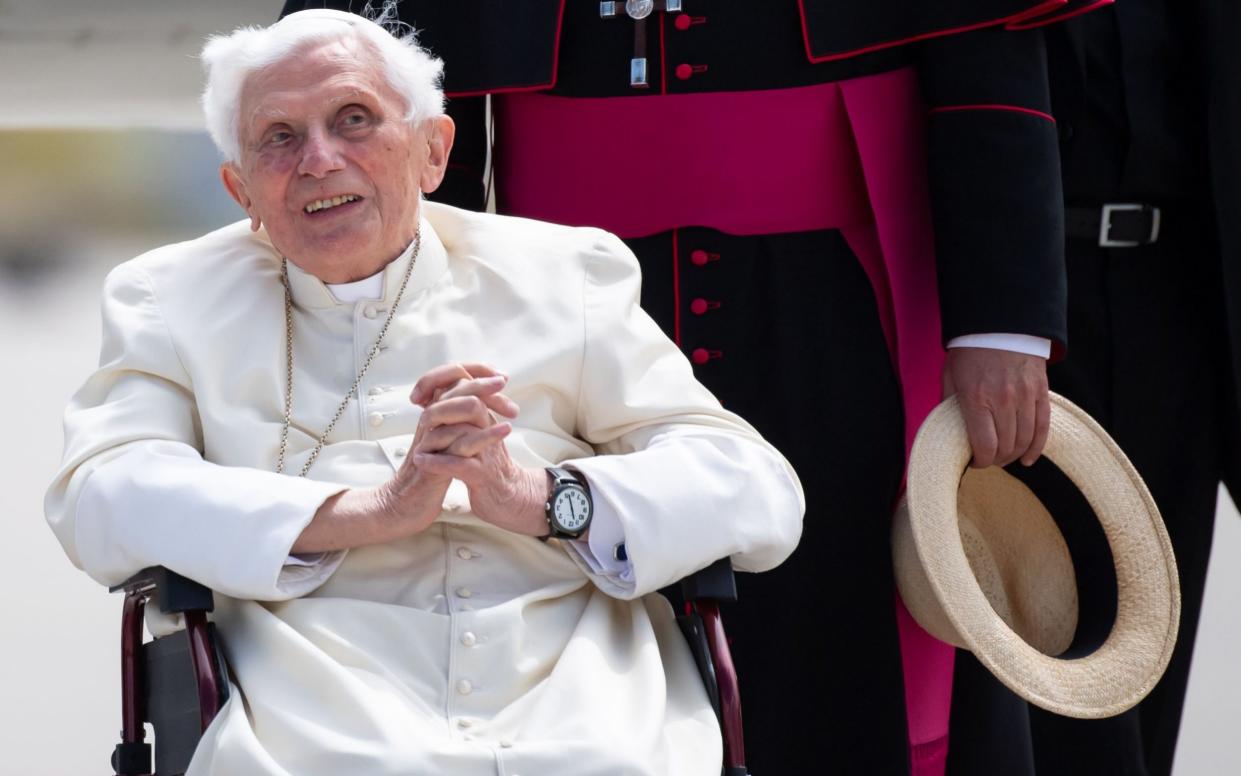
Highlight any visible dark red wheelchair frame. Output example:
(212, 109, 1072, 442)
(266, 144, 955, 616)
(109, 558, 750, 776)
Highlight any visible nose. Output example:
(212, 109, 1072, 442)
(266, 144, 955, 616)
(297, 127, 345, 179)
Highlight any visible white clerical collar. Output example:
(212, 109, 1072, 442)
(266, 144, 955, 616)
(325, 272, 383, 303)
(283, 216, 448, 310)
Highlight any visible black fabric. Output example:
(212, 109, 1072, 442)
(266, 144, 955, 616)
(624, 227, 910, 775)
(278, 0, 565, 95)
(752, 0, 1076, 62)
(946, 652, 1036, 776)
(1055, 5, 1209, 203)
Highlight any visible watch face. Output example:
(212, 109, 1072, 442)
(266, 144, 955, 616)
(552, 486, 592, 533)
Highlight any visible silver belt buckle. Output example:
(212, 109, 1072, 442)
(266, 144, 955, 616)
(1099, 203, 1162, 248)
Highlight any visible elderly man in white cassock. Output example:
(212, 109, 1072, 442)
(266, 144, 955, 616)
(44, 8, 803, 775)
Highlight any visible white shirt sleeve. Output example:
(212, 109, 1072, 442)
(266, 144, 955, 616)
(946, 332, 1052, 359)
(566, 499, 635, 588)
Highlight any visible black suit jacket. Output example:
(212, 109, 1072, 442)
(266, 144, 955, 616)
(1047, 2, 1241, 489)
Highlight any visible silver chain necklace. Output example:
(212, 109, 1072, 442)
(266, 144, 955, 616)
(276, 232, 421, 477)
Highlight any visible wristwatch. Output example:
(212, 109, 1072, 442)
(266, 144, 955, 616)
(542, 467, 593, 540)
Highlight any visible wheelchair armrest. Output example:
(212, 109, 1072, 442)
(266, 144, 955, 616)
(109, 566, 215, 614)
(109, 566, 227, 775)
(675, 556, 747, 772)
(679, 556, 737, 603)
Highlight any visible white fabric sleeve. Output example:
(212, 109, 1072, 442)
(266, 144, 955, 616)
(946, 332, 1053, 358)
(45, 261, 347, 600)
(560, 231, 805, 600)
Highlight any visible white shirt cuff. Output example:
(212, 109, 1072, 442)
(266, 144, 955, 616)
(570, 498, 634, 585)
(946, 333, 1052, 359)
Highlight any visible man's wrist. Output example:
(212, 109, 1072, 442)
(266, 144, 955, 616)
(526, 466, 553, 537)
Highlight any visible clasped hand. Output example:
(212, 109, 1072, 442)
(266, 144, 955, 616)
(400, 362, 548, 536)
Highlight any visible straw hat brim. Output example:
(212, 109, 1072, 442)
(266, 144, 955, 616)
(899, 393, 1180, 718)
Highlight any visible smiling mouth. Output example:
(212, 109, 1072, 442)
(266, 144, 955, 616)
(304, 194, 362, 214)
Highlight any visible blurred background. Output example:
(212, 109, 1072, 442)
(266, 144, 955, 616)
(1, 1, 1238, 774)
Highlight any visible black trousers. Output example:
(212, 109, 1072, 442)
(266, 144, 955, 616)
(626, 227, 912, 774)
(947, 213, 1235, 776)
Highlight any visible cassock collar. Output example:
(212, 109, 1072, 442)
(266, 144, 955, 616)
(283, 215, 448, 310)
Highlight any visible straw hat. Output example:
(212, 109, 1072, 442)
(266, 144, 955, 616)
(892, 392, 1180, 718)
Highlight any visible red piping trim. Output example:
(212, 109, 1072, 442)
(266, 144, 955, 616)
(444, 0, 566, 98)
(797, 0, 1065, 63)
(672, 229, 682, 346)
(658, 11, 668, 95)
(929, 104, 1056, 123)
(1004, 0, 1073, 24)
(1006, 0, 1114, 30)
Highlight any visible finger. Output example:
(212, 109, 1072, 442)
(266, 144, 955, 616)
(444, 423, 512, 458)
(1009, 401, 1036, 467)
(439, 376, 520, 418)
(992, 401, 1018, 467)
(960, 404, 999, 469)
(411, 363, 506, 406)
(419, 395, 493, 431)
(417, 422, 482, 453)
(413, 452, 486, 483)
(1023, 393, 1052, 466)
(417, 421, 511, 456)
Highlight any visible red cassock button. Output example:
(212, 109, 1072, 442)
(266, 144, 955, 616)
(674, 13, 692, 31)
(691, 348, 711, 365)
(690, 249, 709, 266)
(691, 298, 709, 315)
(675, 63, 693, 81)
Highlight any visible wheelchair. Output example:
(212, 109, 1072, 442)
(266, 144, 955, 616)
(108, 559, 751, 776)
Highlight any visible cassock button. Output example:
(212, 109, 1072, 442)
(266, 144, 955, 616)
(394, 447, 408, 458)
(690, 298, 708, 315)
(457, 679, 474, 695)
(457, 547, 475, 560)
(674, 13, 691, 30)
(368, 412, 385, 428)
(691, 249, 708, 266)
(461, 631, 477, 647)
(456, 586, 473, 599)
(675, 63, 693, 81)
(691, 348, 710, 365)
(499, 739, 514, 749)
(363, 304, 380, 319)
(457, 718, 473, 729)
(367, 386, 384, 397)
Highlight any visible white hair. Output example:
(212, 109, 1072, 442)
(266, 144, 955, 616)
(200, 3, 445, 163)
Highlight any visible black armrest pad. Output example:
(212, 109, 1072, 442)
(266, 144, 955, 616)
(679, 558, 738, 603)
(110, 566, 215, 614)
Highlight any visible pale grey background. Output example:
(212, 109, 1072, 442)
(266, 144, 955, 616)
(0, 1, 1236, 773)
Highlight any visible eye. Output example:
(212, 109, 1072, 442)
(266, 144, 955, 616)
(263, 127, 293, 147)
(338, 107, 372, 131)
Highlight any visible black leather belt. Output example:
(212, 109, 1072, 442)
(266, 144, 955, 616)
(1065, 204, 1162, 248)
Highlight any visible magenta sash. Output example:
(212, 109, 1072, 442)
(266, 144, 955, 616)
(497, 68, 954, 774)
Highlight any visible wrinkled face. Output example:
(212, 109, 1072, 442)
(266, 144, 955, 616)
(221, 36, 453, 283)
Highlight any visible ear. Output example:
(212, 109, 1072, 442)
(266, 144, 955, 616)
(220, 163, 261, 232)
(418, 114, 456, 195)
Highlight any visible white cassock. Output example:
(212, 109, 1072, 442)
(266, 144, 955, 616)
(46, 201, 804, 775)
